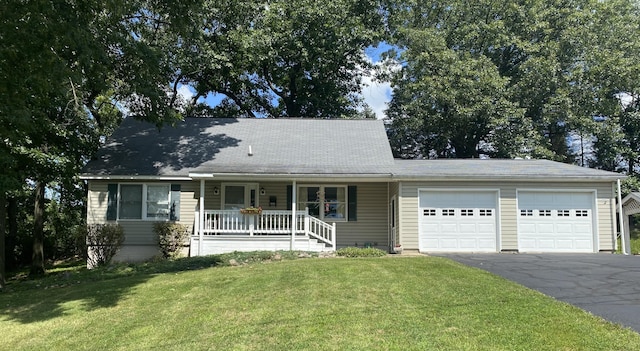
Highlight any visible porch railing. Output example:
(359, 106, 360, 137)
(193, 208, 336, 248)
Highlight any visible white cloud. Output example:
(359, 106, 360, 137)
(361, 75, 391, 119)
(177, 84, 196, 102)
(359, 57, 400, 119)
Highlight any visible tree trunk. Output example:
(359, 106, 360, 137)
(30, 181, 45, 276)
(0, 191, 6, 290)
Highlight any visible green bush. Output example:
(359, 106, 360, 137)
(154, 222, 190, 259)
(85, 224, 125, 268)
(336, 247, 387, 258)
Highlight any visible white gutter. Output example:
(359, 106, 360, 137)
(79, 175, 192, 181)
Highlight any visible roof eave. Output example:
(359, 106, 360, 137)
(391, 175, 626, 182)
(79, 174, 193, 181)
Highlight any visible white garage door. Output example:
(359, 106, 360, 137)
(518, 191, 595, 252)
(419, 190, 498, 252)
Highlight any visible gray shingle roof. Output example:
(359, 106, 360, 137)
(81, 117, 624, 181)
(82, 117, 395, 177)
(393, 159, 624, 180)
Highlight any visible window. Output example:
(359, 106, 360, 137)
(146, 185, 170, 219)
(479, 209, 493, 216)
(557, 210, 570, 217)
(575, 210, 589, 217)
(109, 183, 178, 220)
(120, 185, 142, 219)
(442, 209, 455, 216)
(460, 209, 474, 216)
(520, 209, 533, 217)
(538, 210, 552, 217)
(298, 186, 347, 221)
(423, 209, 436, 216)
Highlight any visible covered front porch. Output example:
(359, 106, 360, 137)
(189, 177, 337, 256)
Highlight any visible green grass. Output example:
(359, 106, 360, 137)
(2, 254, 640, 350)
(617, 228, 640, 254)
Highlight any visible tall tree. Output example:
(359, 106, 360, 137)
(181, 0, 384, 118)
(384, 0, 640, 161)
(0, 0, 201, 274)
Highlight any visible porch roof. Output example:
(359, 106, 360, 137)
(621, 192, 640, 215)
(82, 117, 395, 177)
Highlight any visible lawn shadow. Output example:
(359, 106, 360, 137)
(0, 255, 224, 324)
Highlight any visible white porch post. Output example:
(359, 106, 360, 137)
(199, 179, 205, 256)
(617, 179, 629, 255)
(291, 180, 297, 250)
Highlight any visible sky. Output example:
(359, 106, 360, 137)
(177, 44, 394, 119)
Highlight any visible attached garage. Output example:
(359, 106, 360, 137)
(418, 190, 499, 252)
(517, 191, 596, 252)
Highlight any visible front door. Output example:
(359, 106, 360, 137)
(223, 184, 258, 210)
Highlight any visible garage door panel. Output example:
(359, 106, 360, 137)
(518, 191, 594, 253)
(419, 190, 498, 252)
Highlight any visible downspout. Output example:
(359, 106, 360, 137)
(617, 179, 629, 255)
(291, 180, 297, 250)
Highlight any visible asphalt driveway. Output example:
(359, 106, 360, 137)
(439, 253, 640, 333)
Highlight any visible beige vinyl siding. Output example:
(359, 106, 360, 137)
(87, 180, 198, 253)
(398, 181, 617, 252)
(335, 182, 389, 250)
(87, 181, 108, 225)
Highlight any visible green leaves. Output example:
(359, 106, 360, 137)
(385, 0, 640, 164)
(181, 0, 384, 118)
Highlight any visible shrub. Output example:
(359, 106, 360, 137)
(85, 224, 125, 268)
(336, 247, 387, 258)
(154, 222, 190, 259)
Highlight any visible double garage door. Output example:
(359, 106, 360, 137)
(418, 190, 595, 253)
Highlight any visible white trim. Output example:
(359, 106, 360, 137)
(417, 187, 501, 253)
(188, 173, 214, 179)
(81, 175, 192, 181)
(515, 188, 598, 253)
(392, 175, 623, 182)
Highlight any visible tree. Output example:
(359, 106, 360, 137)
(384, 0, 640, 161)
(0, 0, 201, 275)
(181, 0, 384, 118)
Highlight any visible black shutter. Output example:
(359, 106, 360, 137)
(348, 186, 357, 221)
(107, 184, 118, 221)
(170, 184, 181, 221)
(286, 185, 292, 210)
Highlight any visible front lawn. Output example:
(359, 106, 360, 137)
(1, 255, 639, 350)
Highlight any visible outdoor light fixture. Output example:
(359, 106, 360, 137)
(213, 186, 219, 195)
(260, 187, 266, 195)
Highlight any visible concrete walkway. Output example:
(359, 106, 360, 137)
(439, 253, 640, 333)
